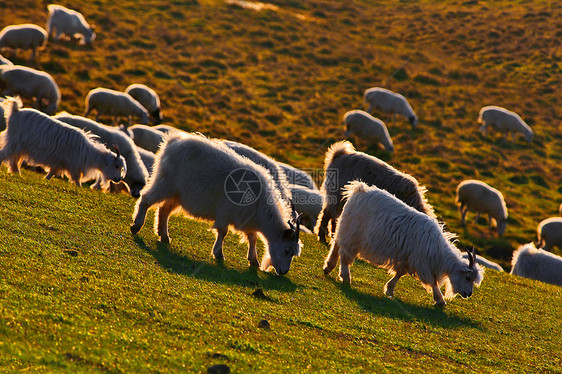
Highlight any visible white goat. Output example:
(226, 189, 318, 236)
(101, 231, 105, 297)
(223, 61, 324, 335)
(290, 184, 322, 231)
(136, 146, 155, 175)
(536, 217, 562, 251)
(131, 132, 302, 275)
(343, 109, 394, 152)
(478, 106, 533, 143)
(510, 243, 562, 287)
(0, 54, 13, 65)
(0, 24, 47, 62)
(0, 65, 61, 115)
(54, 112, 148, 197)
(128, 124, 167, 153)
(125, 83, 162, 124)
(278, 161, 316, 190)
(46, 4, 96, 45)
(223, 140, 292, 204)
(0, 98, 126, 186)
(324, 182, 484, 306)
(456, 179, 508, 237)
(315, 140, 434, 243)
(364, 87, 418, 127)
(84, 87, 149, 126)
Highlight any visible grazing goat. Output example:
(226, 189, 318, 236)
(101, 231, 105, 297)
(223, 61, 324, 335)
(131, 132, 302, 275)
(324, 182, 483, 306)
(456, 179, 508, 237)
(536, 217, 562, 251)
(84, 87, 149, 126)
(510, 243, 562, 287)
(125, 83, 162, 124)
(343, 109, 394, 152)
(127, 124, 167, 153)
(315, 140, 434, 243)
(0, 24, 47, 62)
(0, 98, 126, 186)
(478, 106, 533, 143)
(364, 87, 418, 127)
(46, 4, 96, 45)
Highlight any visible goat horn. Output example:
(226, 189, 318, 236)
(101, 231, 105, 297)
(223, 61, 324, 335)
(113, 144, 120, 158)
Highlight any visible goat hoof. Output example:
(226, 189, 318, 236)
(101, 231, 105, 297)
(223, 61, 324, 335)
(130, 224, 140, 235)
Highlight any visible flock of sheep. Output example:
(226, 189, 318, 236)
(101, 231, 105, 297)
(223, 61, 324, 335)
(0, 4, 561, 308)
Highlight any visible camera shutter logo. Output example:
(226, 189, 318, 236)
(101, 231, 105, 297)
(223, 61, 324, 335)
(225, 168, 262, 206)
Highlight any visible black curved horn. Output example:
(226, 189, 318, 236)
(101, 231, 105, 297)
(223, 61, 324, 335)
(467, 248, 475, 267)
(295, 213, 302, 239)
(113, 144, 120, 158)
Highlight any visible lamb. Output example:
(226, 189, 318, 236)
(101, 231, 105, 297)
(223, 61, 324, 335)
(0, 54, 13, 65)
(478, 106, 533, 143)
(84, 87, 149, 126)
(315, 140, 435, 243)
(536, 217, 562, 251)
(131, 132, 302, 275)
(124, 83, 163, 124)
(510, 243, 562, 287)
(54, 112, 148, 197)
(461, 253, 504, 272)
(0, 65, 61, 115)
(343, 109, 394, 152)
(364, 87, 418, 127)
(222, 140, 292, 204)
(46, 4, 96, 45)
(278, 161, 316, 190)
(0, 24, 48, 62)
(455, 179, 508, 237)
(127, 124, 167, 153)
(0, 97, 126, 186)
(136, 146, 155, 174)
(324, 182, 484, 306)
(290, 184, 322, 231)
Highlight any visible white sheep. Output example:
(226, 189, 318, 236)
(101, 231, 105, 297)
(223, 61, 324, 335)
(324, 181, 484, 306)
(315, 140, 435, 243)
(455, 179, 508, 237)
(0, 97, 126, 186)
(152, 124, 176, 134)
(461, 253, 504, 272)
(510, 243, 562, 287)
(136, 145, 155, 175)
(536, 217, 562, 251)
(223, 140, 292, 204)
(131, 132, 302, 275)
(0, 54, 13, 65)
(46, 4, 96, 45)
(343, 109, 394, 152)
(84, 87, 149, 126)
(127, 124, 167, 153)
(0, 65, 61, 115)
(277, 161, 316, 190)
(478, 106, 533, 143)
(124, 83, 162, 124)
(290, 184, 322, 231)
(54, 112, 148, 197)
(364, 87, 418, 127)
(0, 24, 48, 62)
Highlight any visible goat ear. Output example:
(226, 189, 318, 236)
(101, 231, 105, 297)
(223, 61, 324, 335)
(282, 228, 296, 240)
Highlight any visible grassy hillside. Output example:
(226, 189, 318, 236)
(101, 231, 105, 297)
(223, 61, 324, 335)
(0, 0, 561, 370)
(0, 169, 561, 372)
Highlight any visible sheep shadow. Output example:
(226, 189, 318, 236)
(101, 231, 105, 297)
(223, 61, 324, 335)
(331, 278, 482, 330)
(133, 236, 298, 293)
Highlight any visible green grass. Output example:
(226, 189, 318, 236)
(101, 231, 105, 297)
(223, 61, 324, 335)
(1, 169, 561, 372)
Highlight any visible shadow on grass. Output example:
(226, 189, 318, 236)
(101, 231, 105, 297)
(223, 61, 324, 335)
(134, 236, 297, 293)
(329, 277, 482, 330)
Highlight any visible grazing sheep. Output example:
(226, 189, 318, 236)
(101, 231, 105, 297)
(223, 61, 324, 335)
(478, 106, 533, 143)
(46, 4, 96, 45)
(278, 161, 316, 190)
(0, 65, 61, 115)
(324, 182, 484, 306)
(461, 253, 504, 272)
(0, 54, 13, 66)
(364, 87, 418, 127)
(290, 184, 322, 230)
(54, 112, 148, 197)
(510, 243, 562, 287)
(125, 84, 162, 124)
(136, 146, 155, 174)
(131, 132, 302, 275)
(223, 140, 292, 204)
(0, 24, 48, 62)
(84, 87, 149, 126)
(343, 109, 394, 152)
(456, 179, 508, 237)
(128, 124, 167, 153)
(315, 140, 435, 243)
(536, 217, 562, 251)
(0, 97, 126, 186)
